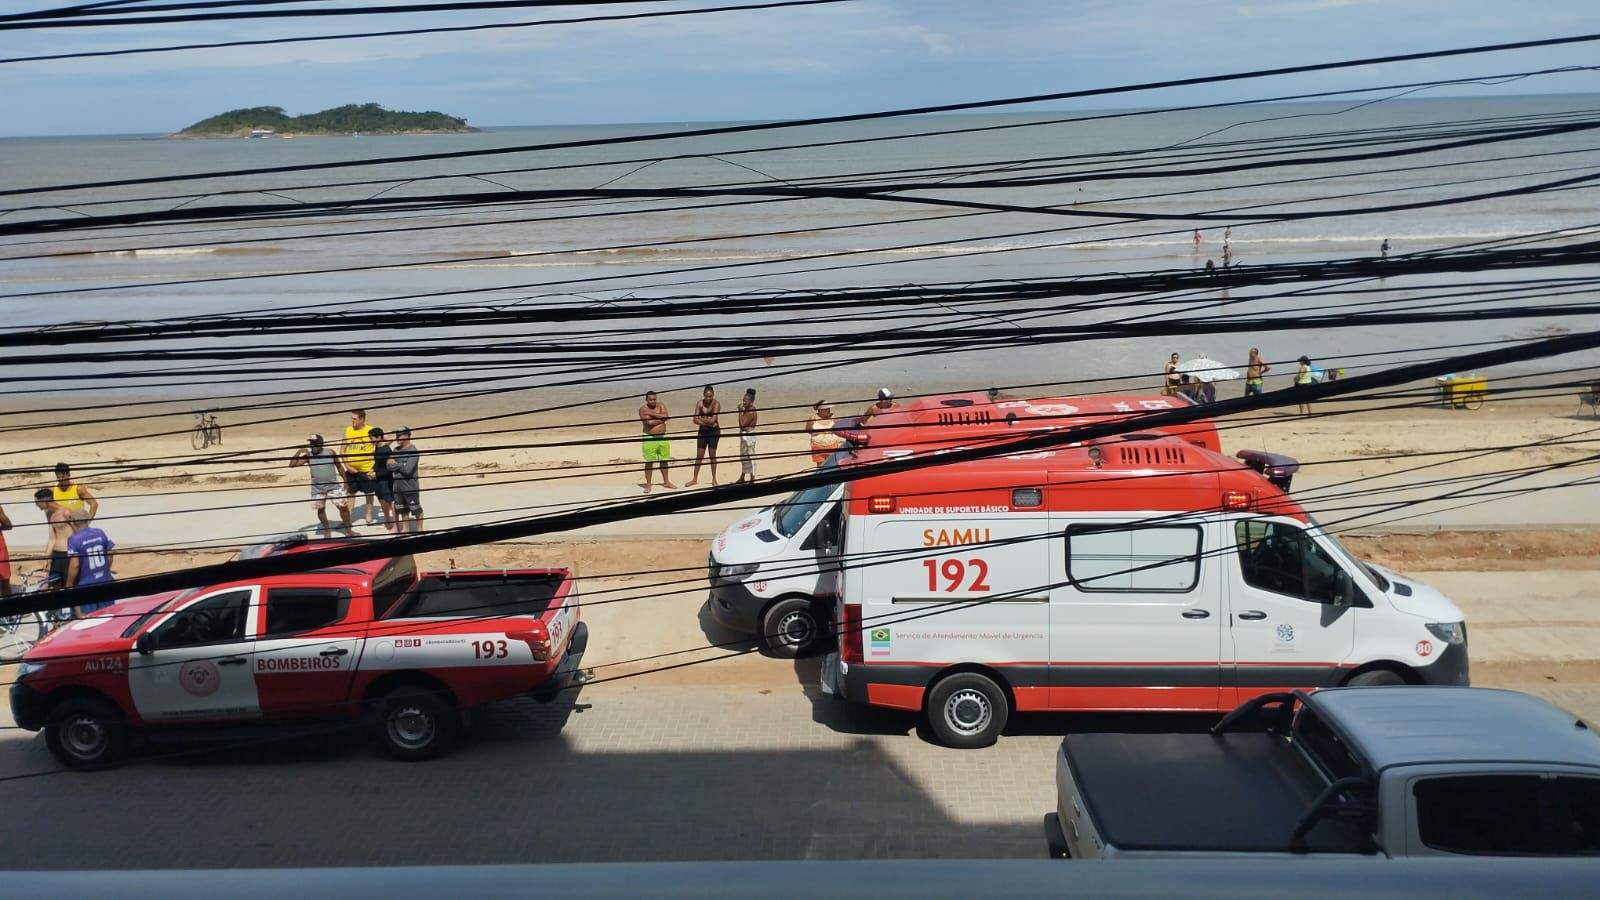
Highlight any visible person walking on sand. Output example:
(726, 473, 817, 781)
(1245, 347, 1271, 397)
(0, 501, 12, 598)
(51, 463, 98, 521)
(64, 510, 115, 616)
(735, 389, 759, 484)
(807, 401, 844, 466)
(33, 488, 72, 590)
(291, 434, 355, 537)
(638, 391, 675, 493)
(1295, 355, 1315, 416)
(370, 427, 396, 531)
(342, 409, 380, 526)
(687, 385, 723, 487)
(387, 427, 423, 534)
(1163, 352, 1182, 395)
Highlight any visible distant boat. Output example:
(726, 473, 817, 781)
(249, 127, 275, 139)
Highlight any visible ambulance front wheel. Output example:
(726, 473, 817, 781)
(761, 598, 825, 658)
(927, 672, 1009, 749)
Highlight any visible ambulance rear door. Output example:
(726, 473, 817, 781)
(1047, 502, 1224, 712)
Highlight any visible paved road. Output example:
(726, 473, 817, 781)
(2, 667, 1596, 870)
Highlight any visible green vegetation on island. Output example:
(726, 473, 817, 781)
(177, 103, 474, 137)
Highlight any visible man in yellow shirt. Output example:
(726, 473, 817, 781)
(51, 463, 98, 521)
(342, 409, 380, 527)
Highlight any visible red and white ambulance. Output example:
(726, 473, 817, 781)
(10, 537, 586, 768)
(728, 393, 1468, 747)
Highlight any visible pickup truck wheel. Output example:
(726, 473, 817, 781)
(373, 687, 457, 761)
(44, 697, 127, 771)
(762, 598, 822, 658)
(927, 672, 1009, 749)
(1347, 669, 1407, 687)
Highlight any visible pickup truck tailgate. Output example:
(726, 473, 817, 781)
(1061, 732, 1371, 854)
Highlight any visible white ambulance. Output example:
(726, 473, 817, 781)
(794, 393, 1469, 747)
(707, 393, 1227, 657)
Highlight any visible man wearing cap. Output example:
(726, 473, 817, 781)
(290, 434, 354, 537)
(386, 427, 423, 534)
(860, 388, 899, 421)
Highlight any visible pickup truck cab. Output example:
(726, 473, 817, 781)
(1047, 687, 1600, 859)
(11, 541, 587, 769)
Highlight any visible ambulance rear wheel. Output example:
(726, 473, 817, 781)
(44, 697, 127, 771)
(928, 672, 1009, 749)
(762, 598, 823, 658)
(373, 686, 457, 761)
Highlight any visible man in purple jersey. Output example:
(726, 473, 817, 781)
(64, 510, 115, 616)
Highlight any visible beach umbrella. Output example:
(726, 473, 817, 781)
(1176, 356, 1242, 382)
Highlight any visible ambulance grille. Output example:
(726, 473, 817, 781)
(1117, 445, 1188, 466)
(936, 410, 993, 426)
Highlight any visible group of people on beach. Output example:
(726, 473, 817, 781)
(290, 409, 424, 538)
(637, 386, 900, 492)
(1165, 348, 1329, 415)
(0, 464, 116, 615)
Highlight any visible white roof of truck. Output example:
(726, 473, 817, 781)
(1309, 687, 1600, 773)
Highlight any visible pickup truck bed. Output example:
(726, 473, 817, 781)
(392, 572, 564, 619)
(1062, 732, 1370, 854)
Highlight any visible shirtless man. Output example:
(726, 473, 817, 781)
(638, 391, 676, 493)
(860, 387, 898, 421)
(735, 389, 758, 485)
(1245, 347, 1271, 397)
(686, 385, 722, 488)
(34, 488, 73, 590)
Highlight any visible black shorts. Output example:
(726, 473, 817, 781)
(47, 550, 70, 587)
(697, 425, 721, 451)
(394, 488, 422, 516)
(373, 477, 395, 504)
(345, 471, 376, 497)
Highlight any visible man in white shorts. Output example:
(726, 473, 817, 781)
(290, 434, 355, 537)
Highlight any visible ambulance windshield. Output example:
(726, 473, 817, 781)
(775, 483, 835, 538)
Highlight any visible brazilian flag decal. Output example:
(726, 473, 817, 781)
(870, 628, 891, 645)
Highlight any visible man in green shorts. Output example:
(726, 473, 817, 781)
(639, 390, 676, 493)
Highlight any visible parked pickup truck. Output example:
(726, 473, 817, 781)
(11, 539, 587, 769)
(1047, 687, 1600, 859)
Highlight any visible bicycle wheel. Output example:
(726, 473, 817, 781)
(191, 426, 207, 450)
(0, 611, 46, 661)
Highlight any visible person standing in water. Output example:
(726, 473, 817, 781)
(1381, 238, 1390, 260)
(1192, 229, 1202, 252)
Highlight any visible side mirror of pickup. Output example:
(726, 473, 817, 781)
(135, 631, 155, 655)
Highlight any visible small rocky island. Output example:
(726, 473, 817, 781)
(174, 103, 475, 138)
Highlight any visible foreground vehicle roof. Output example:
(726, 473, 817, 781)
(1308, 687, 1600, 772)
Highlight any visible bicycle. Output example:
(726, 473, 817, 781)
(0, 570, 73, 662)
(191, 410, 223, 450)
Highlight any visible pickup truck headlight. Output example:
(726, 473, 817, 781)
(16, 661, 44, 679)
(1426, 622, 1466, 645)
(720, 562, 760, 579)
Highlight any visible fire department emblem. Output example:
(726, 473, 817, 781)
(1275, 624, 1295, 643)
(178, 659, 222, 697)
(1415, 640, 1434, 657)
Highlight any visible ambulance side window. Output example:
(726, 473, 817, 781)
(152, 590, 250, 648)
(1235, 520, 1344, 603)
(1065, 524, 1202, 592)
(802, 504, 842, 551)
(264, 588, 351, 636)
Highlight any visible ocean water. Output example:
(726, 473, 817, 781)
(2, 93, 1598, 403)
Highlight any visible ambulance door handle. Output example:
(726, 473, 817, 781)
(218, 656, 248, 666)
(1238, 610, 1268, 621)
(1181, 609, 1210, 619)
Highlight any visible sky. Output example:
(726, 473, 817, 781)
(0, 0, 1596, 137)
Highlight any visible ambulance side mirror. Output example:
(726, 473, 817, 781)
(135, 631, 155, 655)
(1331, 570, 1355, 608)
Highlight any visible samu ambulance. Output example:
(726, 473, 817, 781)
(802, 393, 1469, 747)
(708, 394, 1225, 657)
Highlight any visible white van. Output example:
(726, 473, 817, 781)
(799, 395, 1469, 747)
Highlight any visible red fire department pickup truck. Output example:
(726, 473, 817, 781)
(10, 538, 587, 769)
